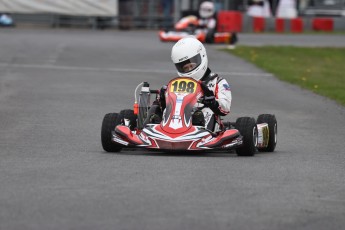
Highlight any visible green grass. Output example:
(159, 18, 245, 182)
(223, 46, 345, 106)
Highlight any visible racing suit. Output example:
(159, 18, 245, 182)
(196, 68, 232, 130)
(198, 18, 216, 31)
(198, 18, 216, 43)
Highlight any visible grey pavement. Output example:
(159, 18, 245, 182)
(0, 29, 345, 230)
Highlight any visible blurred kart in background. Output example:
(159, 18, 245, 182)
(101, 78, 277, 156)
(158, 15, 238, 45)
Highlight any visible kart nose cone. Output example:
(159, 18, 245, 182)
(155, 139, 193, 150)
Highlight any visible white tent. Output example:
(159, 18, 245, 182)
(276, 0, 298, 19)
(247, 0, 272, 18)
(0, 0, 118, 16)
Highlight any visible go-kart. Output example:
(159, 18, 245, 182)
(158, 15, 237, 44)
(101, 77, 277, 156)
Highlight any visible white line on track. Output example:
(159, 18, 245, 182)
(0, 62, 273, 77)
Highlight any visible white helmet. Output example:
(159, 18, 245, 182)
(171, 36, 208, 81)
(199, 1, 215, 19)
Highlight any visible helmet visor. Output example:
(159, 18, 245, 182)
(175, 54, 201, 74)
(201, 8, 213, 13)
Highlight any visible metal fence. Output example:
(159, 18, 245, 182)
(7, 0, 345, 29)
(9, 0, 248, 29)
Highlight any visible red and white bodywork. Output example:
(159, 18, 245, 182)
(112, 77, 243, 151)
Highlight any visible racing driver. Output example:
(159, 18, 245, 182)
(154, 36, 232, 131)
(198, 1, 217, 43)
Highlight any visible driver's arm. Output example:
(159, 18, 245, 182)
(214, 78, 232, 116)
(201, 78, 231, 116)
(159, 85, 167, 110)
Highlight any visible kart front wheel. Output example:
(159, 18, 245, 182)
(117, 109, 137, 131)
(101, 113, 123, 152)
(235, 117, 258, 157)
(257, 114, 277, 152)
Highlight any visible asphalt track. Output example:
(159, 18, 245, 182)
(0, 29, 345, 230)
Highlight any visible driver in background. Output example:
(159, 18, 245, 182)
(197, 1, 238, 46)
(198, 1, 217, 43)
(152, 36, 232, 132)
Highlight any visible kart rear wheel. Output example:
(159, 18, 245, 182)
(101, 113, 123, 152)
(117, 109, 137, 131)
(235, 117, 258, 157)
(257, 114, 277, 152)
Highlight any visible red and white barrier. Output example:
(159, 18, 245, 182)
(217, 11, 242, 32)
(253, 17, 265, 32)
(290, 18, 304, 33)
(312, 18, 334, 32)
(215, 11, 341, 33)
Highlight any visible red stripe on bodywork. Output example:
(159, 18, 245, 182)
(115, 125, 145, 145)
(202, 129, 240, 148)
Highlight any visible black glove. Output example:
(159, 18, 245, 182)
(200, 81, 226, 116)
(159, 85, 167, 110)
(200, 81, 214, 97)
(202, 95, 228, 116)
(202, 95, 219, 110)
(200, 81, 217, 108)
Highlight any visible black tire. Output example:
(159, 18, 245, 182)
(117, 109, 137, 131)
(101, 113, 123, 152)
(205, 29, 215, 44)
(235, 117, 258, 157)
(257, 114, 277, 152)
(230, 32, 238, 45)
